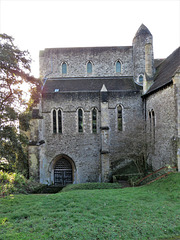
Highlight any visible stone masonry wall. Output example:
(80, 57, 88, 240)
(40, 92, 101, 184)
(108, 91, 144, 175)
(133, 34, 153, 83)
(145, 85, 177, 170)
(39, 47, 133, 79)
(39, 90, 143, 184)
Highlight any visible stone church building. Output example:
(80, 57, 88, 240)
(29, 24, 180, 185)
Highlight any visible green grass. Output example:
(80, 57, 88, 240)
(61, 182, 122, 192)
(0, 173, 180, 239)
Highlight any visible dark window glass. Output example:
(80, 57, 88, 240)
(139, 75, 143, 83)
(116, 61, 121, 73)
(152, 110, 155, 130)
(53, 110, 57, 133)
(58, 110, 62, 133)
(92, 108, 97, 133)
(149, 111, 152, 132)
(151, 110, 155, 146)
(78, 109, 83, 132)
(62, 62, 67, 74)
(117, 105, 122, 131)
(87, 61, 92, 73)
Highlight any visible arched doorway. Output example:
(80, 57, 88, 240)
(54, 158, 73, 186)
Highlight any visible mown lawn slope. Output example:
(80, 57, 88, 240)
(0, 173, 180, 240)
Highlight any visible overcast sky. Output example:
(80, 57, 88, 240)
(0, 0, 180, 77)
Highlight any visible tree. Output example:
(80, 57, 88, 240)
(0, 33, 42, 175)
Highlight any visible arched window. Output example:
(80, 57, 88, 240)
(149, 109, 155, 148)
(52, 109, 63, 134)
(138, 75, 143, 83)
(78, 109, 83, 132)
(58, 110, 62, 133)
(116, 60, 121, 73)
(92, 108, 97, 133)
(62, 62, 67, 74)
(117, 105, 122, 131)
(152, 110, 155, 134)
(149, 111, 152, 132)
(87, 61, 92, 74)
(53, 110, 57, 133)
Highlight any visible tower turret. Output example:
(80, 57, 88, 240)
(133, 24, 154, 88)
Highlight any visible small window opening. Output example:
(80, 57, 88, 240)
(138, 75, 143, 83)
(53, 110, 57, 133)
(92, 108, 97, 133)
(54, 89, 59, 92)
(152, 110, 155, 131)
(58, 110, 62, 133)
(78, 109, 83, 132)
(62, 62, 67, 74)
(116, 60, 121, 73)
(117, 105, 122, 131)
(149, 111, 152, 132)
(87, 61, 92, 74)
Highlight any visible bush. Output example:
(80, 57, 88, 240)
(0, 171, 46, 197)
(62, 182, 122, 192)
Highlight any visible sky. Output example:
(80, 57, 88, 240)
(0, 0, 180, 78)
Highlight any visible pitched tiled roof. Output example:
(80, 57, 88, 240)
(42, 77, 142, 94)
(144, 47, 180, 96)
(154, 59, 165, 68)
(40, 46, 132, 57)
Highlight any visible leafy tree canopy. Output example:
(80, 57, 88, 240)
(0, 33, 42, 175)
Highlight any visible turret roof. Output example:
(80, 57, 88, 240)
(134, 24, 152, 39)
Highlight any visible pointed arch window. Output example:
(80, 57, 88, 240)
(53, 110, 57, 134)
(87, 61, 92, 74)
(149, 111, 152, 133)
(117, 105, 122, 131)
(116, 60, 121, 73)
(58, 110, 62, 133)
(92, 108, 97, 133)
(52, 109, 63, 134)
(62, 62, 67, 74)
(138, 75, 143, 83)
(152, 110, 155, 138)
(78, 109, 83, 132)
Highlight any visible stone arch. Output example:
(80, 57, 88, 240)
(49, 154, 76, 185)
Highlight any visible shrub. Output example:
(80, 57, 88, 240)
(0, 171, 46, 197)
(62, 182, 122, 192)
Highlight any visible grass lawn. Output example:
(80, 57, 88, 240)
(0, 173, 180, 240)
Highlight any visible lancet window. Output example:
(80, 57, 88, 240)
(116, 60, 122, 73)
(52, 109, 63, 134)
(117, 105, 123, 131)
(62, 62, 67, 74)
(78, 109, 83, 133)
(87, 61, 92, 74)
(92, 108, 97, 133)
